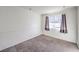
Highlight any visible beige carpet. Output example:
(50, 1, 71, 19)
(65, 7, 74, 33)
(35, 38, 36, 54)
(1, 34, 79, 52)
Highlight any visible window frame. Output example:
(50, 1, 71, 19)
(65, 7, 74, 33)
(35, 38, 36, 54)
(48, 14, 62, 31)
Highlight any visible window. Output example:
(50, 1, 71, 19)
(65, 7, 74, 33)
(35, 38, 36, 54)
(49, 15, 62, 31)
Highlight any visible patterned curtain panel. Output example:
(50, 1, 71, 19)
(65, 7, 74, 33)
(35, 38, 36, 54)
(60, 14, 67, 33)
(45, 16, 50, 31)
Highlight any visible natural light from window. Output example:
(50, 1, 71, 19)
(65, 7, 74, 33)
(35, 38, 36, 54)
(49, 15, 62, 31)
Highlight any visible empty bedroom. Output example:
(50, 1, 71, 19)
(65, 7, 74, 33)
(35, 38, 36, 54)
(0, 6, 79, 52)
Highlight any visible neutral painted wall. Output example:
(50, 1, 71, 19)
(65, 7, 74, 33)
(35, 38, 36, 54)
(77, 7, 79, 47)
(0, 7, 41, 51)
(42, 7, 77, 43)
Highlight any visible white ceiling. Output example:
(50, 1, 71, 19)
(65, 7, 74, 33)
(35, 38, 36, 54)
(20, 6, 73, 14)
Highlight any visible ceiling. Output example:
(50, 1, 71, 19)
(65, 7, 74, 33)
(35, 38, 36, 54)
(20, 6, 73, 14)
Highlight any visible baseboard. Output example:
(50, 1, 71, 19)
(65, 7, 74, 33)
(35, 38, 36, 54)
(0, 33, 42, 51)
(42, 34, 76, 44)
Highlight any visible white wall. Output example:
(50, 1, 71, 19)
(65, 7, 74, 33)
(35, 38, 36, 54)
(77, 7, 79, 47)
(42, 7, 77, 43)
(0, 7, 41, 51)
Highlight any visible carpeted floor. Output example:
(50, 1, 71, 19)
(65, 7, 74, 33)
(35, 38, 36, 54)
(1, 34, 79, 52)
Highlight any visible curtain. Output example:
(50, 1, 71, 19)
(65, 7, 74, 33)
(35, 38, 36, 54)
(60, 14, 67, 33)
(45, 16, 50, 31)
